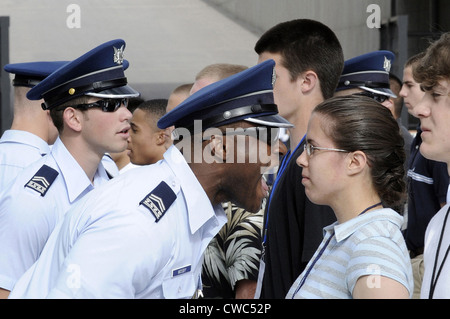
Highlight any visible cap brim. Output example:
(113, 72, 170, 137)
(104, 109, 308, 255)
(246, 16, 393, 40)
(85, 84, 140, 99)
(360, 86, 397, 98)
(245, 114, 293, 128)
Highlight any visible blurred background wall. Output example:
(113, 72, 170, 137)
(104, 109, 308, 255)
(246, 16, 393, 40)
(1, 0, 448, 132)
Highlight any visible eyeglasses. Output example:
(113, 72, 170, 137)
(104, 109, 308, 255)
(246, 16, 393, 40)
(72, 98, 129, 112)
(353, 91, 389, 103)
(227, 127, 280, 145)
(203, 127, 280, 145)
(304, 142, 349, 157)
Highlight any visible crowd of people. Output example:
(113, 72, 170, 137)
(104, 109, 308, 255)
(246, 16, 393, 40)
(0, 18, 450, 299)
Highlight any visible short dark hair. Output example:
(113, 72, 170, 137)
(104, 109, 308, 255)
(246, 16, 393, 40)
(49, 96, 90, 133)
(135, 99, 168, 121)
(255, 19, 344, 99)
(127, 97, 145, 113)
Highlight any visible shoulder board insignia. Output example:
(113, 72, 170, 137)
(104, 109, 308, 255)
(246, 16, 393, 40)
(24, 165, 59, 197)
(139, 181, 176, 222)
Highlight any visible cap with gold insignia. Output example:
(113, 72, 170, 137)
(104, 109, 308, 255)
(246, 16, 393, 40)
(4, 61, 69, 88)
(157, 59, 292, 131)
(336, 50, 396, 98)
(27, 39, 139, 110)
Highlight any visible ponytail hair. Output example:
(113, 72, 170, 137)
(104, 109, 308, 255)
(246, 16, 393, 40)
(313, 95, 406, 210)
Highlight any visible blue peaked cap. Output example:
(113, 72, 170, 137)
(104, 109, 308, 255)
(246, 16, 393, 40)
(27, 39, 138, 110)
(157, 59, 292, 131)
(4, 60, 130, 89)
(4, 61, 69, 88)
(336, 50, 396, 98)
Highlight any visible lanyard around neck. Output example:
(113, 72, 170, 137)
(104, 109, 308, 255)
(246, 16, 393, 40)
(290, 202, 383, 298)
(263, 135, 305, 245)
(429, 205, 450, 299)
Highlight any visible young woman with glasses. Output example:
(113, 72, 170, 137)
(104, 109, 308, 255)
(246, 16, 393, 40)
(286, 95, 413, 299)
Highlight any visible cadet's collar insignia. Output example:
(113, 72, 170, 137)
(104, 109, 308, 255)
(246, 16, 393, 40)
(140, 181, 177, 222)
(113, 45, 124, 65)
(383, 56, 391, 72)
(25, 165, 59, 197)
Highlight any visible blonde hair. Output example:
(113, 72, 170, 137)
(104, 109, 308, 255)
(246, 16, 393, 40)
(195, 63, 247, 81)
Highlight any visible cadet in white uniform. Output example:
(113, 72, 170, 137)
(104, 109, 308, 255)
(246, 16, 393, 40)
(10, 145, 225, 298)
(0, 39, 139, 298)
(0, 61, 67, 190)
(0, 138, 110, 292)
(9, 59, 292, 299)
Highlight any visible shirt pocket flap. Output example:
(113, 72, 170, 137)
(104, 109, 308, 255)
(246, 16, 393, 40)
(162, 273, 196, 299)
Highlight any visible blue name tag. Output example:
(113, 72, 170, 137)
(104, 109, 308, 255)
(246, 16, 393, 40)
(172, 265, 191, 277)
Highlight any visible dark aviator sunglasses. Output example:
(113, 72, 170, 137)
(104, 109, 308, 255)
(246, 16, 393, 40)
(72, 98, 129, 112)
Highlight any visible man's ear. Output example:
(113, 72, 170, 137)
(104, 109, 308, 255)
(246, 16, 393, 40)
(299, 70, 319, 95)
(347, 150, 367, 176)
(206, 134, 228, 163)
(63, 107, 83, 132)
(155, 130, 167, 146)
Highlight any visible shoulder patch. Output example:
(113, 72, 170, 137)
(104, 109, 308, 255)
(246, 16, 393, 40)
(139, 181, 177, 222)
(24, 165, 59, 196)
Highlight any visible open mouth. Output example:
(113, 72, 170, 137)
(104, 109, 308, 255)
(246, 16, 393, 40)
(118, 127, 130, 136)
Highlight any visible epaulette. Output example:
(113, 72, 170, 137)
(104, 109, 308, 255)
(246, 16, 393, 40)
(139, 181, 177, 222)
(24, 164, 59, 196)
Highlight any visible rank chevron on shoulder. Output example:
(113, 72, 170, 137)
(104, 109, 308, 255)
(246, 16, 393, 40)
(139, 181, 176, 222)
(24, 165, 59, 196)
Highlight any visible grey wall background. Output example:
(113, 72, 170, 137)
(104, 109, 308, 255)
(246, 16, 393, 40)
(1, 0, 449, 131)
(206, 0, 392, 58)
(0, 0, 393, 100)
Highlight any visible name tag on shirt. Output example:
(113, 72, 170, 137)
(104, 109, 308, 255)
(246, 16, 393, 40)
(172, 265, 191, 277)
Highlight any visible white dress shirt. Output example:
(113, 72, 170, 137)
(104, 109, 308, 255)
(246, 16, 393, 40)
(0, 130, 51, 190)
(0, 137, 110, 291)
(421, 203, 450, 299)
(9, 145, 227, 299)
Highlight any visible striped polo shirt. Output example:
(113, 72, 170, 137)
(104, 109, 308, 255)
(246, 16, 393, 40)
(286, 208, 413, 299)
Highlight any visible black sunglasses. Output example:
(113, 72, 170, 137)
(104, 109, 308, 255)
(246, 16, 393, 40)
(72, 98, 129, 112)
(353, 91, 389, 103)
